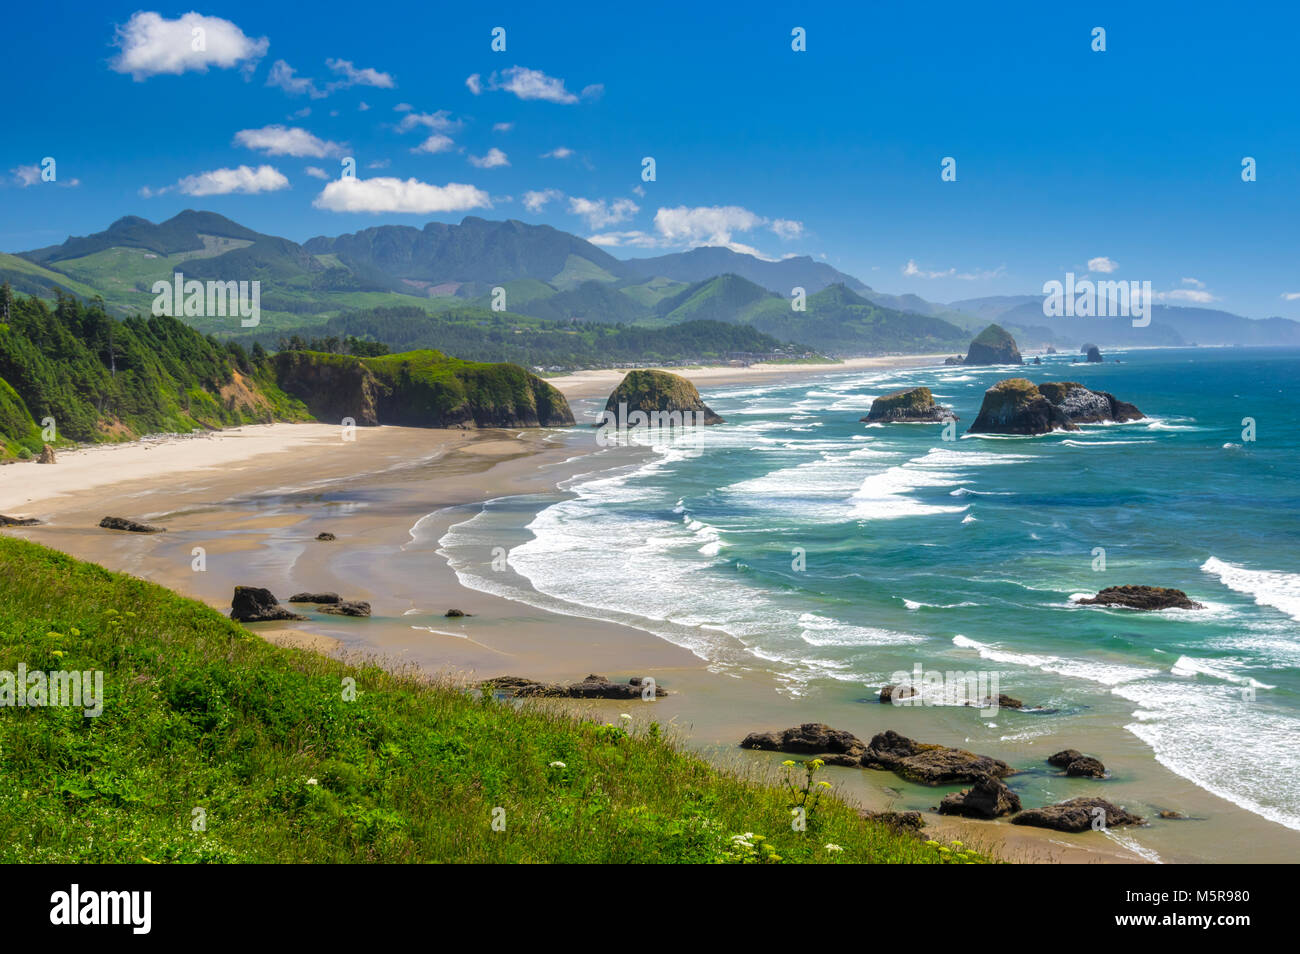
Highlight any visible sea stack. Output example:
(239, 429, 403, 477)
(861, 387, 956, 423)
(968, 379, 1144, 435)
(963, 324, 1023, 365)
(600, 369, 724, 426)
(1085, 345, 1103, 362)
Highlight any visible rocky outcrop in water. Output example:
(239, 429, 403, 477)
(963, 324, 1023, 365)
(320, 600, 371, 617)
(1048, 749, 1107, 777)
(1012, 797, 1144, 832)
(1085, 346, 1103, 362)
(483, 673, 667, 699)
(600, 369, 723, 427)
(99, 516, 165, 533)
(230, 586, 307, 622)
(938, 774, 1022, 819)
(1075, 586, 1204, 610)
(861, 387, 956, 424)
(967, 379, 1144, 435)
(289, 592, 341, 603)
(740, 725, 1014, 784)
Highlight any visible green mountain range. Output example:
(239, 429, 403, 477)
(9, 211, 1299, 358)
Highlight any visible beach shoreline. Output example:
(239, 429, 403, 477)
(2, 352, 1288, 864)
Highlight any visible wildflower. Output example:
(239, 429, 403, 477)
(548, 761, 566, 768)
(619, 713, 632, 721)
(70, 628, 80, 637)
(781, 760, 796, 767)
(809, 759, 824, 769)
(817, 780, 831, 788)
(952, 840, 963, 847)
(824, 843, 843, 852)
(51, 650, 64, 659)
(924, 839, 940, 847)
(306, 778, 318, 786)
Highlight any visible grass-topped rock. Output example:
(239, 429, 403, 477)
(963, 323, 1023, 365)
(861, 387, 956, 424)
(968, 379, 1144, 435)
(601, 369, 723, 426)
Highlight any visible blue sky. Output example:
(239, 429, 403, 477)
(3, 1, 1298, 317)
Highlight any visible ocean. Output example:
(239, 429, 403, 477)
(437, 347, 1300, 838)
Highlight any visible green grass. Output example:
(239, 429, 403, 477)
(0, 536, 988, 864)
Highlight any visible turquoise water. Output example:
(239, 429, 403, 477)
(441, 347, 1300, 831)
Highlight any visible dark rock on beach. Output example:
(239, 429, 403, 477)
(938, 774, 1022, 819)
(483, 673, 667, 699)
(1075, 585, 1204, 611)
(1158, 810, 1187, 820)
(1066, 756, 1107, 778)
(741, 723, 868, 765)
(879, 684, 918, 703)
(320, 600, 371, 617)
(966, 694, 1025, 710)
(861, 387, 956, 424)
(0, 514, 42, 527)
(1047, 749, 1084, 767)
(861, 730, 1015, 785)
(1013, 797, 1144, 832)
(860, 809, 925, 832)
(315, 532, 336, 541)
(230, 586, 307, 623)
(289, 592, 341, 604)
(963, 324, 1023, 365)
(445, 608, 472, 617)
(99, 516, 165, 533)
(37, 444, 56, 464)
(943, 355, 964, 366)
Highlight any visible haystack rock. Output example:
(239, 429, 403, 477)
(1085, 345, 1103, 362)
(967, 379, 1143, 435)
(963, 324, 1023, 365)
(861, 387, 956, 424)
(599, 370, 723, 427)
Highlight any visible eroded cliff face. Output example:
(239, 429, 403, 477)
(271, 352, 380, 425)
(272, 351, 575, 429)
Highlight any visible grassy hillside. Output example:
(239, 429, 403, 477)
(0, 536, 985, 863)
(0, 286, 309, 457)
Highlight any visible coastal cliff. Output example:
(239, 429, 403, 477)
(273, 349, 575, 428)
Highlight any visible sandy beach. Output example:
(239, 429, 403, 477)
(3, 355, 1291, 865)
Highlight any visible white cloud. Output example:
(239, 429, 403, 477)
(11, 165, 43, 187)
(1182, 277, 1206, 288)
(903, 259, 1005, 280)
(171, 165, 289, 196)
(312, 176, 490, 213)
(466, 73, 483, 95)
(234, 125, 345, 158)
(325, 58, 394, 89)
(522, 188, 563, 213)
(394, 102, 413, 112)
(412, 134, 455, 154)
(770, 218, 803, 239)
(110, 12, 267, 79)
(396, 110, 459, 133)
(492, 66, 579, 104)
(1088, 256, 1119, 273)
(541, 146, 574, 159)
(267, 60, 325, 98)
(1160, 288, 1217, 304)
(304, 166, 329, 180)
(653, 205, 763, 249)
(469, 148, 510, 169)
(1283, 292, 1300, 301)
(580, 84, 604, 100)
(358, 101, 371, 112)
(568, 196, 639, 229)
(493, 122, 514, 133)
(367, 159, 391, 169)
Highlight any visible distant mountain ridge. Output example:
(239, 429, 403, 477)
(10, 212, 1300, 354)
